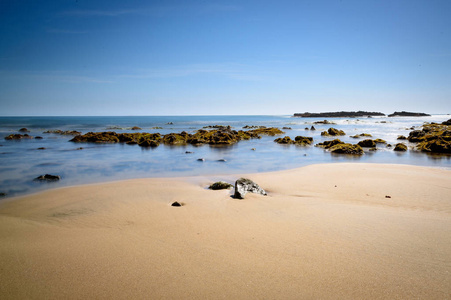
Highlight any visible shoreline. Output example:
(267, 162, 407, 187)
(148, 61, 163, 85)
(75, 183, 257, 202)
(1, 163, 450, 299)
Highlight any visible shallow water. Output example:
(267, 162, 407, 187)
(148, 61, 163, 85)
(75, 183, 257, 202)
(0, 115, 450, 198)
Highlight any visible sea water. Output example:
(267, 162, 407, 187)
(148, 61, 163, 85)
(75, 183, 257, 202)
(0, 115, 450, 198)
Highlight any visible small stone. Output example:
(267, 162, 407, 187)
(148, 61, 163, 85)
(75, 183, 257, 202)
(37, 147, 46, 150)
(217, 159, 227, 162)
(35, 136, 43, 139)
(171, 201, 182, 207)
(19, 128, 29, 132)
(185, 151, 193, 154)
(251, 148, 256, 151)
(385, 195, 391, 198)
(0, 192, 7, 197)
(197, 158, 205, 162)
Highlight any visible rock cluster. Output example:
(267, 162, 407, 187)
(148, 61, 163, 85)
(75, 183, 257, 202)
(5, 134, 33, 140)
(274, 136, 313, 145)
(70, 127, 284, 147)
(43, 130, 81, 135)
(316, 139, 363, 155)
(406, 122, 451, 153)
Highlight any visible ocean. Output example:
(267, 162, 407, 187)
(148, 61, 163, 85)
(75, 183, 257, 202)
(0, 115, 450, 198)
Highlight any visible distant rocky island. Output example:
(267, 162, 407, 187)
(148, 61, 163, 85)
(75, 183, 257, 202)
(388, 111, 431, 117)
(293, 111, 385, 118)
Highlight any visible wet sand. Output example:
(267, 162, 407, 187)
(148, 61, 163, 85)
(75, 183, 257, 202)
(0, 163, 450, 299)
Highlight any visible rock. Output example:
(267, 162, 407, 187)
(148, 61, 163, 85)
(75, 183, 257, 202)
(243, 125, 266, 129)
(350, 133, 372, 138)
(246, 127, 284, 136)
(5, 134, 33, 140)
(388, 111, 431, 117)
(171, 201, 182, 207)
(167, 122, 174, 125)
(251, 148, 256, 151)
(37, 147, 46, 150)
(320, 128, 346, 136)
(369, 147, 377, 151)
(234, 178, 267, 199)
(43, 130, 81, 135)
(394, 143, 408, 151)
(305, 127, 309, 130)
(34, 174, 61, 182)
(357, 139, 376, 147)
(329, 143, 364, 155)
(209, 181, 233, 190)
(0, 192, 7, 197)
(313, 120, 335, 125)
(310, 126, 316, 131)
(374, 139, 387, 144)
(274, 136, 293, 144)
(138, 139, 159, 147)
(185, 151, 193, 154)
(294, 136, 313, 145)
(407, 130, 426, 142)
(131, 126, 142, 130)
(19, 128, 30, 132)
(397, 135, 407, 140)
(35, 136, 43, 139)
(316, 139, 344, 149)
(282, 127, 292, 130)
(217, 159, 227, 162)
(385, 195, 391, 198)
(197, 158, 205, 162)
(442, 119, 451, 125)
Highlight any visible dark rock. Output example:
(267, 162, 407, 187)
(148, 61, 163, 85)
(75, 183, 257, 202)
(316, 139, 344, 149)
(0, 192, 7, 197)
(234, 178, 267, 199)
(5, 134, 33, 140)
(350, 133, 372, 138)
(305, 127, 309, 130)
(167, 122, 174, 125)
(293, 111, 385, 118)
(320, 128, 346, 136)
(357, 139, 376, 147)
(385, 195, 391, 198)
(310, 126, 316, 131)
(43, 130, 81, 135)
(197, 158, 205, 162)
(394, 143, 408, 151)
(209, 181, 233, 190)
(37, 147, 46, 150)
(185, 151, 193, 154)
(243, 125, 266, 129)
(329, 143, 364, 155)
(34, 174, 61, 182)
(374, 139, 387, 144)
(35, 136, 43, 139)
(397, 135, 407, 140)
(131, 126, 142, 130)
(171, 201, 182, 207)
(313, 120, 335, 124)
(19, 128, 29, 132)
(442, 119, 451, 125)
(138, 139, 159, 147)
(408, 130, 426, 142)
(294, 136, 313, 145)
(388, 111, 431, 117)
(217, 159, 227, 162)
(274, 136, 293, 144)
(251, 148, 256, 151)
(282, 127, 292, 130)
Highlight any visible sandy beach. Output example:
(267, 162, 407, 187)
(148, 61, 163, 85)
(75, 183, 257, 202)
(0, 163, 450, 299)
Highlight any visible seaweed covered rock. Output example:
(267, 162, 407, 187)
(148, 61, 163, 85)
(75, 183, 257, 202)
(357, 139, 376, 147)
(407, 123, 451, 153)
(350, 133, 372, 138)
(163, 132, 189, 145)
(329, 143, 363, 155)
(247, 127, 284, 136)
(70, 131, 120, 143)
(313, 120, 336, 125)
(394, 143, 408, 151)
(397, 135, 407, 140)
(320, 128, 346, 136)
(5, 134, 33, 140)
(209, 181, 233, 190)
(294, 136, 313, 145)
(43, 130, 81, 135)
(274, 136, 293, 144)
(316, 139, 344, 149)
(234, 178, 267, 199)
(442, 119, 451, 126)
(374, 139, 387, 144)
(408, 130, 426, 142)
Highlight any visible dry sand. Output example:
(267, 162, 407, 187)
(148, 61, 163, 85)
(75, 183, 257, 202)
(0, 163, 450, 299)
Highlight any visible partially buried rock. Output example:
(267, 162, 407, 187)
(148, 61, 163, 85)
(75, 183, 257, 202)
(34, 174, 61, 182)
(234, 178, 267, 199)
(209, 181, 233, 190)
(171, 201, 182, 207)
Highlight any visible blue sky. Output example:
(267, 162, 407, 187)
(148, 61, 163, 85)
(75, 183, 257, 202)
(1, 0, 450, 116)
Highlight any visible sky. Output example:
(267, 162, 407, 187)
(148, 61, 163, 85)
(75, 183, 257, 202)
(0, 0, 450, 116)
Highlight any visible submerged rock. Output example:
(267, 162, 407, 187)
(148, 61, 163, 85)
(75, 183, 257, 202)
(19, 128, 30, 132)
(406, 123, 451, 153)
(357, 139, 376, 148)
(316, 139, 344, 149)
(34, 174, 61, 182)
(131, 126, 142, 130)
(234, 178, 267, 199)
(43, 130, 81, 135)
(397, 135, 407, 140)
(209, 181, 233, 190)
(350, 133, 372, 138)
